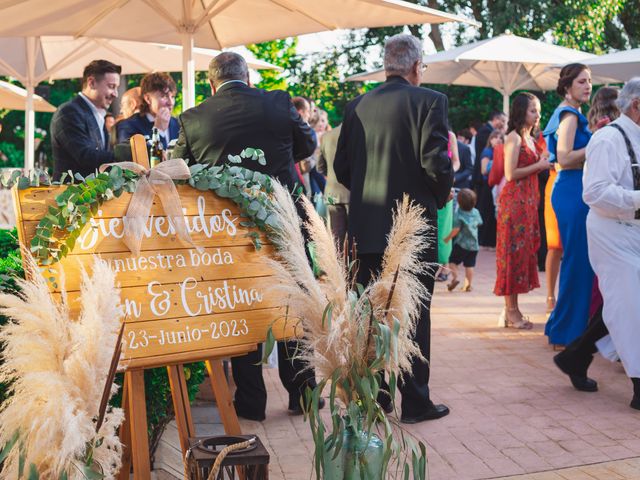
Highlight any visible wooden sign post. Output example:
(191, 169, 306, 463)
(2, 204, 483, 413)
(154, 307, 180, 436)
(12, 153, 294, 479)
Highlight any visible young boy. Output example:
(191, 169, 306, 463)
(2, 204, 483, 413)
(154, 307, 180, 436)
(443, 188, 483, 292)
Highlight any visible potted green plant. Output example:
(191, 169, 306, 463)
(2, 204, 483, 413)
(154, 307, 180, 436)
(263, 182, 429, 479)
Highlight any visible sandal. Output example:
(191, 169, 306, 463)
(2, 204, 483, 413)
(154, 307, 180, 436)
(504, 309, 533, 330)
(546, 296, 556, 314)
(462, 284, 472, 292)
(447, 279, 460, 291)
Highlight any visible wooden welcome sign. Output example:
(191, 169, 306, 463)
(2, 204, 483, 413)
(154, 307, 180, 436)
(13, 186, 293, 368)
(13, 186, 292, 370)
(11, 140, 295, 479)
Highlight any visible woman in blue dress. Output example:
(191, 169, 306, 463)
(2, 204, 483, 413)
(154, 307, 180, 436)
(543, 63, 594, 346)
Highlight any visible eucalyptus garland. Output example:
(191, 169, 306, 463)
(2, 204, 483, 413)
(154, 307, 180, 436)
(9, 148, 278, 266)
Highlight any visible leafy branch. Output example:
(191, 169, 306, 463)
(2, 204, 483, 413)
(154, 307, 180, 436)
(9, 148, 277, 266)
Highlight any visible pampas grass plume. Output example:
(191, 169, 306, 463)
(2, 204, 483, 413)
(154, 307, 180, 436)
(0, 254, 125, 479)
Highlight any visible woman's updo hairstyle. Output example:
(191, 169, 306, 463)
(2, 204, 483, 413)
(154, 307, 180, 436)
(556, 63, 589, 97)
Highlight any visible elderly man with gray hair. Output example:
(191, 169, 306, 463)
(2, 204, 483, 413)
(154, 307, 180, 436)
(553, 78, 640, 410)
(172, 51, 318, 422)
(335, 34, 453, 423)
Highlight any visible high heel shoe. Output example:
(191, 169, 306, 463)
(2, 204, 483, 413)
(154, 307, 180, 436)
(498, 308, 507, 327)
(546, 296, 556, 315)
(504, 308, 533, 330)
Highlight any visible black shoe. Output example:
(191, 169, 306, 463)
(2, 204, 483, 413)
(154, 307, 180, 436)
(289, 396, 325, 415)
(400, 403, 450, 424)
(380, 402, 393, 414)
(233, 402, 265, 422)
(631, 378, 640, 410)
(553, 353, 598, 392)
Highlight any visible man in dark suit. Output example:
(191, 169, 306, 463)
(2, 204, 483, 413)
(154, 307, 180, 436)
(473, 111, 506, 248)
(317, 125, 350, 245)
(116, 72, 180, 149)
(51, 60, 122, 180)
(172, 52, 317, 421)
(334, 34, 452, 424)
(454, 139, 473, 189)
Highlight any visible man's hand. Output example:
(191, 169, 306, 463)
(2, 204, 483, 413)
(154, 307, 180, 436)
(154, 107, 171, 131)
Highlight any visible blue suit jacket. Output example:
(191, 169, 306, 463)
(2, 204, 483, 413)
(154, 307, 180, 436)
(51, 95, 114, 180)
(116, 113, 180, 148)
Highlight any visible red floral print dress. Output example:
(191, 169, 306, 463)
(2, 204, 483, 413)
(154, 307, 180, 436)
(494, 142, 541, 296)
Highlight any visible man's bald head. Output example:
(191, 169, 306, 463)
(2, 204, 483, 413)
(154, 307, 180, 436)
(120, 87, 142, 119)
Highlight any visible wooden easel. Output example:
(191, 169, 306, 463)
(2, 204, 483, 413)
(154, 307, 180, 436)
(11, 135, 291, 480)
(117, 136, 256, 479)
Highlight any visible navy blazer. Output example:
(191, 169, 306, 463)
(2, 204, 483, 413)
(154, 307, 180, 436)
(51, 95, 114, 180)
(116, 113, 180, 148)
(454, 140, 473, 189)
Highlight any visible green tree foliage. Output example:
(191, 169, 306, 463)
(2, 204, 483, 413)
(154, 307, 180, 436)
(246, 38, 300, 91)
(441, 0, 629, 53)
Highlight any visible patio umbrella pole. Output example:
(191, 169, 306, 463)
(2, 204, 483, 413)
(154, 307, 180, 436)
(182, 32, 195, 111)
(502, 91, 510, 116)
(24, 36, 36, 173)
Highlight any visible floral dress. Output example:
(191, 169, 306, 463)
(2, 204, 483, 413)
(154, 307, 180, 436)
(494, 142, 541, 296)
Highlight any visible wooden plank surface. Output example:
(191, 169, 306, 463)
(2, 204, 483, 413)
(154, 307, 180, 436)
(57, 276, 281, 323)
(44, 244, 275, 292)
(14, 184, 295, 370)
(120, 307, 289, 361)
(17, 185, 247, 220)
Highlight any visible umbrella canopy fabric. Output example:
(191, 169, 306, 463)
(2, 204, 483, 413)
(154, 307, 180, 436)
(0, 36, 280, 83)
(0, 80, 55, 112)
(0, 0, 475, 170)
(0, 0, 476, 49)
(347, 33, 606, 113)
(578, 48, 639, 83)
(0, 0, 477, 110)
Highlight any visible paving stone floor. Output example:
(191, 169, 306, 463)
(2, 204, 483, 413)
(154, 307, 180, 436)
(159, 250, 640, 479)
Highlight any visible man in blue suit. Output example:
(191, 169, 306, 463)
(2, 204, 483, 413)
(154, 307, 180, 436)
(51, 60, 122, 180)
(116, 72, 179, 149)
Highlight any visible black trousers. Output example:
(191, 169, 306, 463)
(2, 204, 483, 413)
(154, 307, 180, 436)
(558, 306, 608, 374)
(231, 340, 316, 419)
(231, 192, 317, 419)
(357, 249, 436, 416)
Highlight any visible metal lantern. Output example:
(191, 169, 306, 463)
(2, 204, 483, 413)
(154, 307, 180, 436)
(186, 435, 270, 480)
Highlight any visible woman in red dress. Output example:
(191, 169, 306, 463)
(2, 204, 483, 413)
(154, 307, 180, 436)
(495, 92, 551, 328)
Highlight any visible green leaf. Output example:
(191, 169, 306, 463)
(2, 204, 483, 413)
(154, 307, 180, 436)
(0, 430, 19, 463)
(28, 463, 39, 480)
(18, 448, 25, 477)
(248, 200, 260, 213)
(81, 464, 104, 480)
(256, 206, 267, 221)
(259, 327, 276, 365)
(59, 470, 68, 480)
(17, 176, 31, 190)
(194, 176, 209, 191)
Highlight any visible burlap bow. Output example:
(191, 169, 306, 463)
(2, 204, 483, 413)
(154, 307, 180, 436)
(100, 159, 202, 256)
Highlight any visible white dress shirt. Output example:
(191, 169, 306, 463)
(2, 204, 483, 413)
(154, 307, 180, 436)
(78, 92, 106, 148)
(583, 114, 640, 222)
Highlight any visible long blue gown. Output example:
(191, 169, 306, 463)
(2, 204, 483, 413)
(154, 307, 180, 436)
(543, 105, 594, 345)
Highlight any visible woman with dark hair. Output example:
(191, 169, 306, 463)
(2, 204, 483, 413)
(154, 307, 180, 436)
(588, 86, 620, 132)
(543, 63, 594, 347)
(495, 93, 550, 328)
